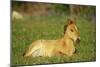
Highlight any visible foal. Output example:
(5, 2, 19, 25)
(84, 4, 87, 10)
(23, 20, 80, 57)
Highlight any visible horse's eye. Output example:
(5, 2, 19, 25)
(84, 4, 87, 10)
(70, 29, 74, 32)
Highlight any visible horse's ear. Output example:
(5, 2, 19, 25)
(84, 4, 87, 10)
(67, 20, 75, 25)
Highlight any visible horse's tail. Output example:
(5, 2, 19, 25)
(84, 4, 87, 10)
(22, 51, 26, 57)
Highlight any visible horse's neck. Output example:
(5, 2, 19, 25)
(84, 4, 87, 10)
(62, 35, 74, 45)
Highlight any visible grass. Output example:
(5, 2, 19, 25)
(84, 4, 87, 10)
(11, 15, 96, 66)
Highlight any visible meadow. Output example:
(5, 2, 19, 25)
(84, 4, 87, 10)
(11, 15, 96, 66)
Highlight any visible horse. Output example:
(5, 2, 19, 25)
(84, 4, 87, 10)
(23, 20, 80, 57)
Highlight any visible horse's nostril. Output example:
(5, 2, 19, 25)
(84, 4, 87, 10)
(76, 38, 80, 43)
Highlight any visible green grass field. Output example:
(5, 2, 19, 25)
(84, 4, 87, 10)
(11, 15, 96, 66)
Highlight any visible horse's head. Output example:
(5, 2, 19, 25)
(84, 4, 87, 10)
(64, 20, 80, 43)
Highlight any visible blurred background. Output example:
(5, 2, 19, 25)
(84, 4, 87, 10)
(12, 1, 96, 22)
